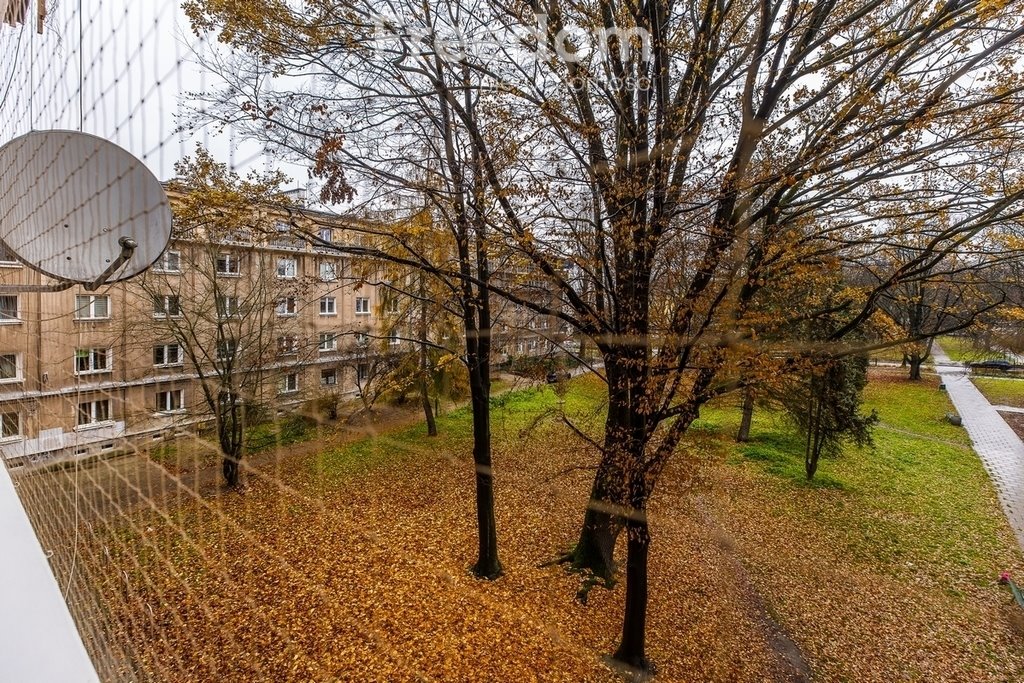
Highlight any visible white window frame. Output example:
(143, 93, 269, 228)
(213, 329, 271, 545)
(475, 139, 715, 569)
(155, 389, 186, 414)
(320, 368, 337, 386)
(388, 330, 401, 346)
(278, 335, 298, 356)
(318, 227, 332, 243)
(153, 295, 181, 318)
(355, 297, 370, 315)
(319, 261, 338, 281)
(154, 250, 181, 273)
(386, 297, 400, 314)
(356, 363, 369, 381)
(74, 348, 112, 375)
(318, 332, 337, 352)
(0, 411, 21, 441)
(74, 295, 108, 321)
(0, 353, 21, 383)
(319, 296, 336, 315)
(0, 243, 20, 267)
(153, 343, 183, 367)
(0, 295, 19, 323)
(276, 296, 297, 317)
(76, 399, 112, 429)
(217, 296, 240, 319)
(216, 253, 241, 276)
(279, 372, 299, 394)
(216, 339, 237, 362)
(277, 257, 297, 279)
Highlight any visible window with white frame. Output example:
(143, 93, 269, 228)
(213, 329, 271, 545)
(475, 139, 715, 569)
(217, 339, 237, 362)
(74, 348, 111, 374)
(277, 257, 297, 278)
(318, 332, 337, 352)
(355, 332, 369, 346)
(388, 329, 400, 346)
(279, 373, 299, 394)
(155, 389, 185, 413)
(74, 294, 108, 320)
(0, 295, 18, 322)
(77, 399, 111, 427)
(153, 295, 181, 318)
(275, 220, 290, 233)
(355, 297, 370, 315)
(357, 363, 369, 381)
(0, 353, 20, 382)
(319, 296, 336, 315)
(153, 343, 182, 367)
(0, 243, 18, 265)
(276, 296, 297, 316)
(320, 368, 337, 386)
(216, 253, 241, 275)
(277, 335, 298, 355)
(0, 412, 20, 439)
(155, 250, 181, 273)
(386, 297, 400, 314)
(217, 296, 240, 318)
(318, 227, 332, 243)
(319, 261, 338, 281)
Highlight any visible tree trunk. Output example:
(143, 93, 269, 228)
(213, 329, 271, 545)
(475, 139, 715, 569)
(468, 352, 502, 579)
(419, 278, 438, 436)
(222, 456, 240, 488)
(736, 388, 755, 443)
(908, 352, 923, 380)
(611, 511, 652, 672)
(568, 456, 624, 582)
(421, 377, 437, 437)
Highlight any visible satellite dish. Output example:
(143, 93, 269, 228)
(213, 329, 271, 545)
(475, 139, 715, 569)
(0, 130, 171, 287)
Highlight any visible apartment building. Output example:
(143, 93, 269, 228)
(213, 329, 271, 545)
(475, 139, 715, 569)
(0, 199, 396, 466)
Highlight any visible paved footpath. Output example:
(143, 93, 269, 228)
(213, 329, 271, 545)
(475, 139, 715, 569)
(932, 344, 1024, 548)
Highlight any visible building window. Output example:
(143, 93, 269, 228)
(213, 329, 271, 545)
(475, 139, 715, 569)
(277, 257, 297, 278)
(0, 295, 19, 322)
(217, 296, 240, 318)
(318, 332, 337, 352)
(77, 399, 111, 427)
(355, 332, 369, 346)
(216, 339, 237, 362)
(74, 295, 108, 320)
(277, 336, 298, 355)
(276, 296, 297, 316)
(279, 373, 299, 394)
(0, 353, 20, 383)
(0, 243, 18, 266)
(386, 297, 400, 314)
(74, 348, 111, 375)
(155, 389, 185, 413)
(275, 220, 290, 234)
(216, 253, 241, 275)
(153, 344, 182, 367)
(0, 411, 20, 439)
(355, 297, 370, 315)
(153, 295, 181, 318)
(318, 227, 332, 243)
(320, 368, 337, 386)
(357, 363, 369, 381)
(319, 296, 336, 315)
(155, 250, 181, 273)
(388, 330, 400, 346)
(319, 261, 337, 281)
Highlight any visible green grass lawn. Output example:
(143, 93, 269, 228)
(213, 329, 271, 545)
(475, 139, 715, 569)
(973, 376, 1024, 409)
(939, 335, 1010, 363)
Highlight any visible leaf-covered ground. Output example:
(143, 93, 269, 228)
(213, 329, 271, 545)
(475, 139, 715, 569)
(42, 370, 1024, 681)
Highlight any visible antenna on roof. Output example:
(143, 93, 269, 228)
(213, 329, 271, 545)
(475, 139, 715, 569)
(0, 130, 172, 294)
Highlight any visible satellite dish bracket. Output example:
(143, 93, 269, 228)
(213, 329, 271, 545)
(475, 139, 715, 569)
(0, 236, 137, 295)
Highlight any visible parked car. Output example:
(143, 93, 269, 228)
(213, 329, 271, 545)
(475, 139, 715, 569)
(546, 370, 572, 383)
(969, 359, 1013, 371)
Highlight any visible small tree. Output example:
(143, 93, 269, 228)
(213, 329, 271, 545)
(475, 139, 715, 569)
(130, 150, 305, 487)
(781, 355, 879, 480)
